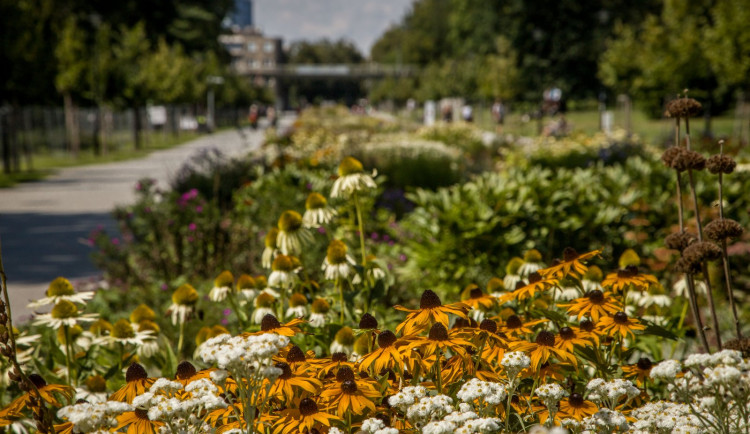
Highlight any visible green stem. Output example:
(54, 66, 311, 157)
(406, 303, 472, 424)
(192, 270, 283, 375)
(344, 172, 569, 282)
(63, 325, 72, 386)
(338, 278, 345, 324)
(353, 193, 367, 266)
(177, 321, 185, 358)
(435, 349, 443, 394)
(227, 292, 247, 330)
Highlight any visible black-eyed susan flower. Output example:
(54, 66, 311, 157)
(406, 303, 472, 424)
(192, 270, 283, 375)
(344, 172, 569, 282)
(555, 326, 593, 353)
(167, 284, 198, 325)
(319, 377, 378, 417)
(539, 248, 601, 280)
(174, 360, 213, 387)
(561, 290, 621, 321)
(109, 362, 154, 403)
(599, 311, 646, 341)
(602, 265, 659, 294)
(276, 210, 313, 256)
(472, 319, 510, 362)
(303, 192, 337, 228)
(394, 289, 468, 336)
(265, 362, 322, 402)
(262, 227, 280, 269)
(330, 156, 376, 199)
(462, 284, 497, 313)
(358, 330, 406, 375)
(269, 254, 300, 290)
(209, 270, 234, 302)
(408, 323, 473, 361)
(247, 314, 305, 337)
(273, 397, 341, 434)
(499, 272, 558, 303)
(318, 352, 356, 379)
(497, 314, 547, 338)
(622, 357, 653, 386)
(322, 240, 356, 281)
(576, 319, 602, 345)
(32, 300, 98, 330)
(4, 374, 74, 414)
(556, 392, 598, 420)
(27, 277, 94, 308)
(510, 331, 577, 371)
(115, 408, 163, 433)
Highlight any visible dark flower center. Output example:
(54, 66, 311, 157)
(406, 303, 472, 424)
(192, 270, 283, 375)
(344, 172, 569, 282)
(336, 366, 355, 383)
(359, 313, 378, 330)
(125, 363, 148, 383)
(617, 265, 639, 278)
(286, 345, 306, 363)
(275, 362, 292, 380)
(176, 361, 196, 380)
(569, 393, 584, 407)
(341, 379, 358, 394)
(587, 290, 605, 304)
(331, 352, 348, 362)
(528, 272, 542, 283)
(299, 398, 318, 416)
(453, 318, 470, 329)
(378, 330, 397, 348)
(559, 327, 575, 340)
(428, 323, 449, 341)
(469, 287, 484, 299)
(535, 331, 556, 347)
(580, 319, 595, 332)
(637, 357, 653, 371)
(515, 281, 526, 290)
(563, 247, 579, 262)
(480, 319, 498, 334)
(613, 311, 629, 324)
(261, 314, 281, 331)
(135, 408, 150, 420)
(29, 374, 47, 389)
(505, 315, 523, 329)
(419, 289, 442, 309)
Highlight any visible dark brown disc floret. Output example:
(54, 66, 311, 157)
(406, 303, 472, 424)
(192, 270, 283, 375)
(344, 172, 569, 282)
(261, 314, 281, 331)
(587, 290, 605, 304)
(505, 315, 523, 329)
(176, 361, 197, 380)
(420, 290, 442, 309)
(275, 362, 292, 380)
(286, 345, 306, 363)
(535, 331, 556, 347)
(125, 363, 148, 383)
(613, 312, 629, 324)
(480, 319, 498, 334)
(569, 393, 584, 407)
(637, 357, 653, 371)
(331, 352, 348, 362)
(563, 247, 579, 262)
(299, 397, 319, 416)
(377, 330, 397, 348)
(341, 379, 358, 394)
(359, 313, 378, 330)
(336, 366, 355, 383)
(428, 323, 449, 341)
(559, 327, 575, 340)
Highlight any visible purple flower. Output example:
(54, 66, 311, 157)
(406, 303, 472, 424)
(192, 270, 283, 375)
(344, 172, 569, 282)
(223, 308, 232, 316)
(195, 205, 203, 213)
(399, 254, 406, 262)
(188, 223, 197, 231)
(111, 238, 120, 245)
(221, 318, 229, 325)
(317, 226, 326, 234)
(306, 182, 313, 190)
(370, 232, 379, 240)
(389, 241, 395, 246)
(187, 236, 194, 242)
(161, 283, 169, 291)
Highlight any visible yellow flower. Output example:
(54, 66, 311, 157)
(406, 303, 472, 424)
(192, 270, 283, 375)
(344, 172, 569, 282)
(497, 314, 547, 338)
(109, 363, 154, 403)
(273, 397, 341, 434)
(358, 330, 407, 375)
(115, 408, 163, 433)
(538, 248, 601, 280)
(560, 290, 621, 321)
(599, 311, 646, 341)
(556, 393, 598, 421)
(394, 289, 469, 335)
(622, 357, 654, 386)
(601, 266, 659, 294)
(319, 375, 379, 417)
(510, 331, 577, 371)
(264, 362, 322, 402)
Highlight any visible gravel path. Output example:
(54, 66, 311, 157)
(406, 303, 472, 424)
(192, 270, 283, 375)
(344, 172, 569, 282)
(0, 120, 286, 321)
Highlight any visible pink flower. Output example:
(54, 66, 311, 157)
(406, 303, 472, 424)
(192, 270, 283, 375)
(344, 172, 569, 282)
(188, 223, 197, 231)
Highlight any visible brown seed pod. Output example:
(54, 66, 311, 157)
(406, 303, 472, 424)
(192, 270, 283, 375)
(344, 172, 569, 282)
(665, 232, 696, 252)
(661, 146, 685, 167)
(682, 241, 722, 271)
(671, 149, 706, 172)
(704, 219, 744, 241)
(706, 154, 736, 174)
(675, 257, 701, 274)
(664, 97, 702, 118)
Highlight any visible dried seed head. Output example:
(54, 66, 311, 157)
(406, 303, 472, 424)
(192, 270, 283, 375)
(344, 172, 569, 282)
(675, 257, 701, 274)
(664, 97, 702, 118)
(176, 361, 197, 380)
(428, 323, 449, 341)
(419, 289, 442, 309)
(683, 241, 722, 270)
(359, 313, 378, 330)
(672, 149, 706, 172)
(260, 314, 281, 331)
(661, 146, 686, 167)
(704, 219, 743, 241)
(665, 232, 696, 252)
(706, 154, 737, 174)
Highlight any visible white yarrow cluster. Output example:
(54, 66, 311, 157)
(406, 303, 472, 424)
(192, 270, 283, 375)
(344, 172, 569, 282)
(684, 349, 742, 369)
(629, 401, 702, 433)
(536, 383, 567, 409)
(422, 413, 502, 434)
(650, 360, 682, 381)
(360, 417, 398, 434)
(457, 378, 507, 406)
(388, 385, 428, 412)
(198, 333, 289, 372)
(586, 378, 639, 409)
(581, 408, 629, 433)
(406, 394, 454, 426)
(502, 351, 531, 380)
(58, 401, 132, 432)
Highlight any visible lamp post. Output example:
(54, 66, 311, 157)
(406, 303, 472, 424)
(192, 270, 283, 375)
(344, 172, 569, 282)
(206, 75, 224, 132)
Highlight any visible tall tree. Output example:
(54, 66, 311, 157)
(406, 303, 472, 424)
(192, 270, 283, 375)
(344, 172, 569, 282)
(55, 17, 87, 156)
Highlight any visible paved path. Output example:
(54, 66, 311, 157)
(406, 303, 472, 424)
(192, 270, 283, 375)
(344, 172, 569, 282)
(0, 120, 286, 322)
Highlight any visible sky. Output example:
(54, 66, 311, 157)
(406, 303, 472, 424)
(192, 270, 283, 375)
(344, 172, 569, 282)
(253, 0, 414, 57)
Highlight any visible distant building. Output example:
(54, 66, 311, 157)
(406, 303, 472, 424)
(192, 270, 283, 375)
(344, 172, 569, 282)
(219, 28, 283, 85)
(224, 0, 253, 29)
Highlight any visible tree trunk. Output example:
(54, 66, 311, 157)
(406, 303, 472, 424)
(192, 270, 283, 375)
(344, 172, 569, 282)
(132, 105, 142, 150)
(63, 92, 80, 157)
(1, 110, 10, 174)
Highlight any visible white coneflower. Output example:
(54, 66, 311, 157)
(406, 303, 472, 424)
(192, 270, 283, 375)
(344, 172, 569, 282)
(330, 326, 355, 355)
(518, 249, 545, 277)
(261, 227, 279, 269)
(28, 277, 95, 308)
(268, 255, 300, 290)
(672, 276, 707, 298)
(286, 293, 308, 318)
(102, 319, 154, 347)
(167, 284, 199, 325)
(75, 375, 108, 403)
(582, 266, 604, 293)
(303, 192, 337, 228)
(136, 320, 161, 358)
(276, 210, 313, 256)
(503, 257, 524, 290)
(236, 274, 258, 304)
(252, 292, 276, 324)
(308, 298, 330, 328)
(353, 255, 387, 285)
(209, 270, 234, 302)
(33, 299, 98, 329)
(322, 240, 356, 281)
(330, 156, 377, 199)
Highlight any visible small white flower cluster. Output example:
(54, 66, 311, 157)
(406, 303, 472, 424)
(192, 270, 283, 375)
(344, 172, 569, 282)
(422, 413, 502, 434)
(684, 349, 743, 369)
(585, 378, 639, 409)
(388, 385, 428, 412)
(457, 378, 507, 406)
(629, 401, 703, 433)
(406, 394, 454, 426)
(501, 351, 531, 380)
(580, 408, 629, 433)
(198, 333, 288, 374)
(536, 382, 567, 409)
(360, 417, 399, 434)
(133, 378, 226, 424)
(58, 401, 132, 433)
(650, 359, 682, 381)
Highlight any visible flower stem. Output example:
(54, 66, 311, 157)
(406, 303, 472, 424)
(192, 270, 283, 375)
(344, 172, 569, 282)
(337, 277, 345, 324)
(177, 321, 185, 358)
(64, 325, 72, 386)
(353, 193, 367, 266)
